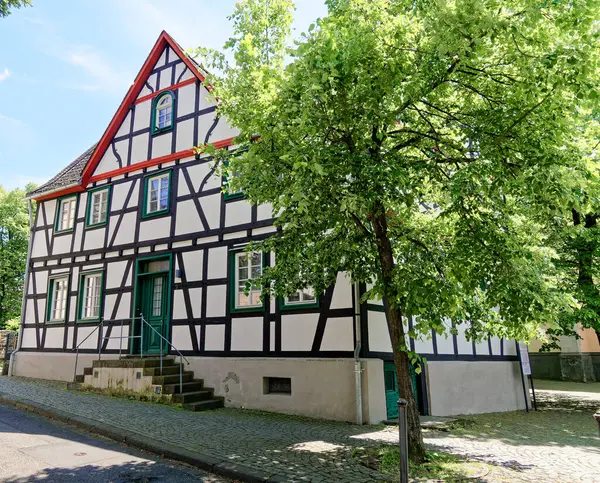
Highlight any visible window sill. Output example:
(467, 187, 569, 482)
(142, 209, 170, 220)
(151, 126, 173, 136)
(230, 305, 265, 314)
(54, 228, 74, 235)
(77, 318, 101, 324)
(45, 320, 65, 324)
(85, 221, 107, 230)
(224, 192, 246, 201)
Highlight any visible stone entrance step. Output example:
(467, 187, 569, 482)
(74, 357, 224, 413)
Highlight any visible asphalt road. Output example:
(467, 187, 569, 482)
(0, 404, 229, 483)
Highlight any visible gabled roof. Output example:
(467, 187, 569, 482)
(29, 31, 209, 201)
(26, 144, 97, 199)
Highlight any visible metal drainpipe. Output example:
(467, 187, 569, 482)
(353, 282, 363, 425)
(9, 199, 34, 377)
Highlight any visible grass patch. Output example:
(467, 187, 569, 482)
(353, 446, 490, 481)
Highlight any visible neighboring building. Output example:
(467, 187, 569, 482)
(10, 31, 528, 422)
(529, 327, 600, 382)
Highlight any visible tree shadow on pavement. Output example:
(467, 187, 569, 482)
(1, 460, 223, 483)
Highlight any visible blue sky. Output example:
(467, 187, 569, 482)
(0, 0, 327, 191)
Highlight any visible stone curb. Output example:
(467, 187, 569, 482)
(0, 392, 281, 483)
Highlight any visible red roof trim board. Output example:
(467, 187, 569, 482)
(79, 31, 208, 187)
(87, 137, 236, 184)
(34, 185, 86, 203)
(135, 77, 196, 105)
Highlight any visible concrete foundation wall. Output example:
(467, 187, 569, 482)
(10, 352, 117, 381)
(187, 356, 387, 424)
(426, 361, 526, 416)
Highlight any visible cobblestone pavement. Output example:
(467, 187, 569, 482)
(424, 381, 600, 483)
(0, 377, 599, 482)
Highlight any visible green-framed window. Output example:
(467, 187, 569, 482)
(222, 158, 245, 200)
(77, 271, 104, 322)
(46, 275, 69, 323)
(142, 170, 171, 218)
(55, 195, 77, 233)
(280, 287, 320, 311)
(229, 248, 265, 312)
(85, 186, 111, 228)
(151, 91, 174, 135)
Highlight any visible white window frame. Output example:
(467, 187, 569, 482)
(284, 287, 317, 306)
(56, 196, 77, 232)
(234, 251, 263, 309)
(80, 272, 103, 321)
(146, 172, 170, 215)
(88, 188, 109, 226)
(48, 276, 69, 322)
(155, 94, 173, 130)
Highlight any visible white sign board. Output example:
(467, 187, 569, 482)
(519, 343, 532, 376)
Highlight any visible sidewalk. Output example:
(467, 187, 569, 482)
(0, 377, 395, 482)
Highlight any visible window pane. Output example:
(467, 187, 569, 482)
(238, 267, 248, 281)
(287, 292, 300, 303)
(250, 253, 262, 266)
(302, 288, 316, 301)
(51, 278, 68, 320)
(251, 266, 262, 279)
(250, 292, 262, 305)
(152, 277, 163, 316)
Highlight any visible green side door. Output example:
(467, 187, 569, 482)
(140, 273, 168, 355)
(384, 362, 419, 420)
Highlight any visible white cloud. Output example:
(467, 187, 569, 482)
(63, 44, 132, 93)
(0, 68, 11, 82)
(0, 113, 24, 126)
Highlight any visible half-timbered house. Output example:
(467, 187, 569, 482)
(11, 31, 529, 422)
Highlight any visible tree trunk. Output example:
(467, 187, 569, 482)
(371, 201, 426, 465)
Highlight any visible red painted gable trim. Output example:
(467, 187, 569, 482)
(87, 136, 236, 184)
(34, 185, 86, 202)
(135, 77, 196, 105)
(80, 31, 207, 186)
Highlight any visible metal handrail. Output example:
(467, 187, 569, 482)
(73, 315, 190, 393)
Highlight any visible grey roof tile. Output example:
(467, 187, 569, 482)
(27, 144, 97, 198)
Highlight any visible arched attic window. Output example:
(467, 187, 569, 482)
(152, 91, 174, 134)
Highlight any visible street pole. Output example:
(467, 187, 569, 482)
(397, 398, 409, 483)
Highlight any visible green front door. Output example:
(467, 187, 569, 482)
(139, 273, 168, 354)
(384, 362, 419, 419)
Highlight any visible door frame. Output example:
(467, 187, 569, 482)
(131, 253, 173, 355)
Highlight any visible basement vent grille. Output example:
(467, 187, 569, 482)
(93, 371, 99, 379)
(136, 371, 142, 380)
(264, 377, 291, 395)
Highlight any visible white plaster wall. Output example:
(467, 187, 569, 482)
(106, 260, 130, 288)
(115, 112, 131, 138)
(83, 227, 105, 251)
(203, 194, 221, 229)
(177, 84, 195, 117)
(171, 325, 195, 351)
(281, 313, 318, 351)
(175, 200, 204, 236)
(330, 272, 352, 309)
(138, 216, 170, 242)
(130, 132, 150, 164)
(231, 317, 263, 351)
(205, 324, 225, 351)
(368, 310, 393, 353)
(207, 247, 227, 279)
(133, 101, 151, 132)
(182, 250, 203, 281)
(152, 132, 172, 158)
(31, 232, 47, 258)
(427, 361, 526, 416)
(112, 180, 137, 210)
(111, 212, 136, 247)
(225, 201, 252, 227)
(320, 317, 354, 351)
(44, 327, 64, 349)
(52, 235, 72, 255)
(176, 118, 195, 153)
(435, 332, 455, 354)
(206, 285, 226, 317)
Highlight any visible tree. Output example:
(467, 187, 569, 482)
(0, 185, 32, 328)
(0, 0, 31, 18)
(195, 0, 600, 463)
